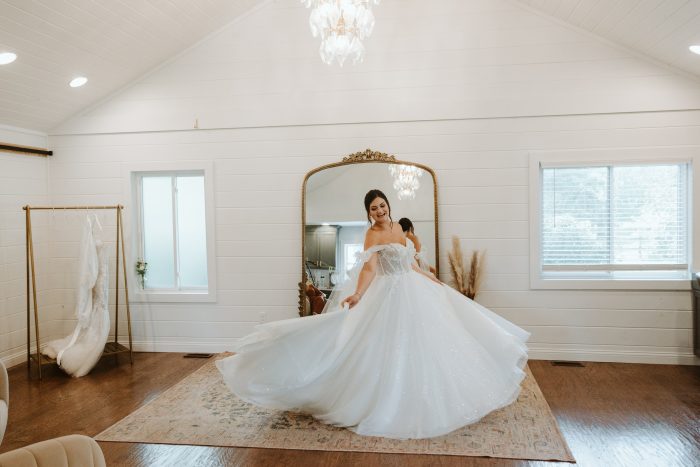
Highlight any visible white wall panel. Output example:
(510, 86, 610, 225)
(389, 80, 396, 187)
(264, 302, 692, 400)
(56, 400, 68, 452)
(52, 1, 700, 136)
(1, 0, 692, 366)
(44, 109, 700, 365)
(0, 125, 49, 366)
(517, 0, 700, 79)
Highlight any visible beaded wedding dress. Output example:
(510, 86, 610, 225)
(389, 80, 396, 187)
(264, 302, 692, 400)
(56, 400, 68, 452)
(43, 216, 110, 377)
(217, 242, 529, 439)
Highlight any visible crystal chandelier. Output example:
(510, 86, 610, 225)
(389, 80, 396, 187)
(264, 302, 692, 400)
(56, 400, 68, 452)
(388, 164, 423, 200)
(301, 0, 380, 66)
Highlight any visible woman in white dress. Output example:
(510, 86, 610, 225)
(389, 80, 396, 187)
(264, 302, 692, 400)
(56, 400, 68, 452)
(217, 189, 529, 439)
(398, 217, 437, 275)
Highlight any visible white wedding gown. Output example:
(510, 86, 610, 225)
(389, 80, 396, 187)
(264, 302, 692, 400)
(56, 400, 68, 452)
(43, 216, 110, 377)
(217, 242, 529, 439)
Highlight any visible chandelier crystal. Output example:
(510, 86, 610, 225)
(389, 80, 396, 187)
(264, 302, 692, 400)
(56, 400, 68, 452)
(388, 164, 423, 200)
(301, 0, 380, 66)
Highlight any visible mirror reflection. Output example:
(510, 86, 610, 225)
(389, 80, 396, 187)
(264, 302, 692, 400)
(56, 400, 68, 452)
(304, 162, 437, 299)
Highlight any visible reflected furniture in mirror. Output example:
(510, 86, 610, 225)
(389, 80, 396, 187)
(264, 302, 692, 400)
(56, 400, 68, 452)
(299, 149, 439, 316)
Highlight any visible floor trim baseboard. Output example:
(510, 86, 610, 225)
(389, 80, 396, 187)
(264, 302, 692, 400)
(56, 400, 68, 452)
(528, 346, 699, 365)
(3, 340, 698, 369)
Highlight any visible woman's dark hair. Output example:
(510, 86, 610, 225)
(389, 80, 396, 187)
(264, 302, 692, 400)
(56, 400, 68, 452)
(364, 189, 393, 226)
(398, 217, 414, 234)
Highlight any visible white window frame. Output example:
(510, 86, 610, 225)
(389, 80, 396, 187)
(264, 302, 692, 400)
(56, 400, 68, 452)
(529, 148, 700, 291)
(124, 161, 216, 302)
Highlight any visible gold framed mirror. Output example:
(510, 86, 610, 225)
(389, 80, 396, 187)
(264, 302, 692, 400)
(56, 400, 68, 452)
(299, 149, 439, 316)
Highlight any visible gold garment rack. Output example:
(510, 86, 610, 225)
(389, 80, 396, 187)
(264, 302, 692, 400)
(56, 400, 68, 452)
(23, 204, 133, 379)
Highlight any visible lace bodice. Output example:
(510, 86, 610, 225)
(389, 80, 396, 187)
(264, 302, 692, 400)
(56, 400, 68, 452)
(361, 243, 415, 276)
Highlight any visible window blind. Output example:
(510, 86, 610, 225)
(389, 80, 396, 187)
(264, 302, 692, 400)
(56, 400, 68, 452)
(541, 163, 689, 272)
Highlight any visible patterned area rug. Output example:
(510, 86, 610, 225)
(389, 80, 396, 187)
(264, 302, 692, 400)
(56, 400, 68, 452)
(96, 357, 574, 462)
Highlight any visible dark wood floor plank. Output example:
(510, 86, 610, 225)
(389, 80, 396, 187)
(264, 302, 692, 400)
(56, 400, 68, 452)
(1, 354, 698, 466)
(1, 353, 209, 453)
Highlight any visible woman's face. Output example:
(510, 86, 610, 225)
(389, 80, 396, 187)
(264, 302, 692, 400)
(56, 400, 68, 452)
(368, 196, 390, 225)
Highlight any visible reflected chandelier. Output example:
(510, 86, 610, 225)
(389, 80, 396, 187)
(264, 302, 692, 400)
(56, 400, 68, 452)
(389, 164, 423, 200)
(301, 0, 380, 66)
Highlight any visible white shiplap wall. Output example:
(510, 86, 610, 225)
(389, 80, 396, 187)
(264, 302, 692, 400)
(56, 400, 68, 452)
(41, 0, 700, 365)
(0, 125, 49, 366)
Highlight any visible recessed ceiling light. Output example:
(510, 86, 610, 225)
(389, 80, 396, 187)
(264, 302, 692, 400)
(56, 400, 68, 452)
(69, 76, 88, 88)
(690, 45, 700, 55)
(0, 52, 17, 65)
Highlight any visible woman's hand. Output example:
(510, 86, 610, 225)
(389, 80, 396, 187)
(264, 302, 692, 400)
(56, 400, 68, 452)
(341, 293, 361, 309)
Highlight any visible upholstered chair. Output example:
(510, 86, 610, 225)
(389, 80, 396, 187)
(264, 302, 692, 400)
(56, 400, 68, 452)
(0, 434, 106, 467)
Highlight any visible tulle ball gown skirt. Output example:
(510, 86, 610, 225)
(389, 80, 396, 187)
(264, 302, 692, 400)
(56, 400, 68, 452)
(217, 267, 529, 439)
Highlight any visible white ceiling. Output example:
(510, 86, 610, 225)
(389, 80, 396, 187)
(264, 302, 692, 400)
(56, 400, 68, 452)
(0, 0, 699, 134)
(0, 0, 262, 133)
(516, 0, 700, 78)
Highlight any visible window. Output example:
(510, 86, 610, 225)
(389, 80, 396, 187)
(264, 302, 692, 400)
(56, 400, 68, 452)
(530, 151, 697, 290)
(128, 163, 216, 302)
(344, 243, 364, 279)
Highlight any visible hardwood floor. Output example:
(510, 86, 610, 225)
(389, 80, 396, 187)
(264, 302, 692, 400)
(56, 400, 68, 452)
(1, 353, 698, 467)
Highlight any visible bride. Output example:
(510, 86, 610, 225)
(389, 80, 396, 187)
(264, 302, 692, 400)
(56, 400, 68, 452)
(217, 189, 529, 439)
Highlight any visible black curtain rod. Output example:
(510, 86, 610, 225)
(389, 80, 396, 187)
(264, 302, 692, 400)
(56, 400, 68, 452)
(0, 142, 52, 156)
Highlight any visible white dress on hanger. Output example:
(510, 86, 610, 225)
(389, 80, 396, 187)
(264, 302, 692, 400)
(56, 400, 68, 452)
(43, 216, 110, 377)
(217, 242, 529, 439)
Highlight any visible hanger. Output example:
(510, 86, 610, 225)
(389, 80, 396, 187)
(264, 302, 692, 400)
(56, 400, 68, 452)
(92, 211, 102, 231)
(84, 206, 92, 229)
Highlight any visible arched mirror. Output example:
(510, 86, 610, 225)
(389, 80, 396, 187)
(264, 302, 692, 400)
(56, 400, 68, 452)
(299, 149, 439, 316)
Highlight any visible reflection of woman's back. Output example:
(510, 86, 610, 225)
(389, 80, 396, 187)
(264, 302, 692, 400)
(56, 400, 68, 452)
(217, 189, 529, 440)
(398, 217, 436, 275)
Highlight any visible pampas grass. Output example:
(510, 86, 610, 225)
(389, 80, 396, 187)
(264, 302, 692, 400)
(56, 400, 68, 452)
(447, 236, 485, 300)
(447, 236, 467, 296)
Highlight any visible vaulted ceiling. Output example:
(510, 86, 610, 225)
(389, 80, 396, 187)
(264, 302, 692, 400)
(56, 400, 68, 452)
(516, 0, 700, 78)
(0, 0, 699, 134)
(0, 0, 263, 133)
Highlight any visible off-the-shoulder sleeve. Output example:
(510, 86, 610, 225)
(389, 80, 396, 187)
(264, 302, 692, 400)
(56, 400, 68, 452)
(354, 245, 383, 266)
